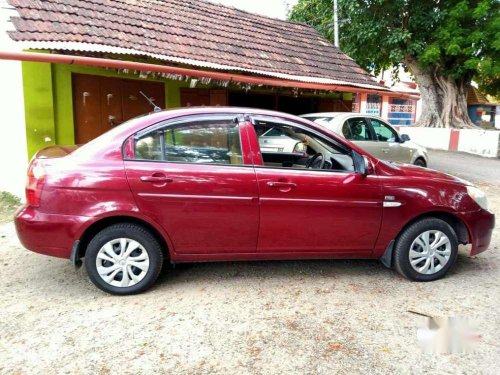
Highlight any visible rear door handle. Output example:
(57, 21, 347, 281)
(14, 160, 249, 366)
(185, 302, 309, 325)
(267, 181, 297, 189)
(381, 148, 389, 154)
(140, 174, 173, 183)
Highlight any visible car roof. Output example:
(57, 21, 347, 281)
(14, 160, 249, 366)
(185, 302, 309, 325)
(301, 112, 387, 122)
(112, 107, 319, 136)
(301, 112, 346, 117)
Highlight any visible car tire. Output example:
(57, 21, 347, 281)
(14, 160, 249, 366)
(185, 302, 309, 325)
(84, 223, 164, 295)
(413, 158, 427, 167)
(393, 218, 458, 281)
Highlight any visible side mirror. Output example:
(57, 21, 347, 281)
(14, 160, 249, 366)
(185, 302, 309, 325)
(400, 134, 410, 143)
(293, 142, 307, 153)
(364, 156, 374, 176)
(353, 151, 373, 176)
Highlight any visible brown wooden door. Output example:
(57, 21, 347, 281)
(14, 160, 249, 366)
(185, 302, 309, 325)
(210, 89, 228, 106)
(73, 74, 165, 144)
(73, 75, 103, 144)
(122, 80, 165, 120)
(100, 77, 124, 132)
(180, 88, 228, 107)
(181, 88, 210, 107)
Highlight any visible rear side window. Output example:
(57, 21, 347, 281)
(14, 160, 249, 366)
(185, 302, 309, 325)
(135, 119, 243, 164)
(342, 118, 374, 141)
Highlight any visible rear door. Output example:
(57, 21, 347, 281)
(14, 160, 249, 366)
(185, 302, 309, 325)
(124, 114, 260, 255)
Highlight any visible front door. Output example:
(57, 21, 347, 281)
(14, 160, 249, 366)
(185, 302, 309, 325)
(124, 114, 259, 255)
(73, 74, 165, 144)
(367, 118, 408, 162)
(342, 117, 384, 159)
(250, 115, 383, 254)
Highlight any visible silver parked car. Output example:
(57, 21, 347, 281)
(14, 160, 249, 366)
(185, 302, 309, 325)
(258, 126, 308, 153)
(300, 112, 428, 167)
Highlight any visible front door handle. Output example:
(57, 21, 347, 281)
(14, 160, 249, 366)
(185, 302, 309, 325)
(140, 174, 173, 183)
(267, 181, 297, 189)
(381, 148, 390, 154)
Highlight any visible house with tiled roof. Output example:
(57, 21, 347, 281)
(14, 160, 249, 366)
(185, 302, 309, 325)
(467, 86, 498, 127)
(0, 0, 414, 195)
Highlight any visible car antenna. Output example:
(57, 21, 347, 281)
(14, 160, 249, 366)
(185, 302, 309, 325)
(139, 91, 162, 113)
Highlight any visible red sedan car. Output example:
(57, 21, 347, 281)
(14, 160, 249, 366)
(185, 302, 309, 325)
(15, 108, 494, 294)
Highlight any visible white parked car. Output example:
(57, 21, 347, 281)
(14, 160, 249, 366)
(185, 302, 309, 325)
(300, 112, 428, 167)
(258, 127, 308, 153)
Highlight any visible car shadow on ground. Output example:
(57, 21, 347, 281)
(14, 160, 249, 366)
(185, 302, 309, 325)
(153, 252, 496, 288)
(7, 249, 494, 297)
(154, 257, 458, 286)
(451, 253, 498, 276)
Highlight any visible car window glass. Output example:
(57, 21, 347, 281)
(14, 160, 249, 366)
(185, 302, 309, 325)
(262, 127, 288, 137)
(254, 118, 354, 172)
(135, 119, 243, 164)
(370, 119, 398, 142)
(343, 118, 374, 141)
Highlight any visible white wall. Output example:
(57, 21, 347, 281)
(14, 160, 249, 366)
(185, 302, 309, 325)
(458, 129, 500, 158)
(397, 127, 451, 150)
(0, 1, 27, 198)
(396, 126, 500, 158)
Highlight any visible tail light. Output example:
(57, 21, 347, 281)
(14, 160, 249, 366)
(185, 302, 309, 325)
(26, 159, 46, 207)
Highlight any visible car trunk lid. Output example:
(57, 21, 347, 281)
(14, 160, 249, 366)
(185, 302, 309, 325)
(34, 145, 80, 159)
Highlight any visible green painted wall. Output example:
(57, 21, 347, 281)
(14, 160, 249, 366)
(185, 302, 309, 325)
(21, 62, 57, 157)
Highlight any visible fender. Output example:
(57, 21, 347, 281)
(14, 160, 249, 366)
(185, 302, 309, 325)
(74, 209, 177, 258)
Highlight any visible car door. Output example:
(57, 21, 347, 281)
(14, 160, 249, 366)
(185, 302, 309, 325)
(367, 118, 409, 162)
(124, 114, 260, 255)
(249, 115, 383, 255)
(341, 117, 383, 159)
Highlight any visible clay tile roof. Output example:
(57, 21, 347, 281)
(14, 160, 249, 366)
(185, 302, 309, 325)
(467, 86, 496, 106)
(6, 0, 387, 90)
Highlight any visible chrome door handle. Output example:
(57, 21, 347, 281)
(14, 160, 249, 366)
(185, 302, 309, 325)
(267, 181, 297, 189)
(140, 175, 173, 183)
(381, 148, 389, 154)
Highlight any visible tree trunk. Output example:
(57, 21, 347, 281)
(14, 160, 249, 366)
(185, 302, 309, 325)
(404, 57, 475, 128)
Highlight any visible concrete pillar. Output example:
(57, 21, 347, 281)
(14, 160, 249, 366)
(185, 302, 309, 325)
(381, 95, 390, 121)
(359, 93, 368, 114)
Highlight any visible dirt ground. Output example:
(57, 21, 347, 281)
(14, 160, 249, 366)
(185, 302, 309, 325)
(1, 176, 499, 374)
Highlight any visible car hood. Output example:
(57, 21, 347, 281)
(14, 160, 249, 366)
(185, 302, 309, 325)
(379, 160, 472, 186)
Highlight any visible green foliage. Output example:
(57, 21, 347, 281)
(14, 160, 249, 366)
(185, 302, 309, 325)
(0, 191, 21, 223)
(290, 0, 500, 95)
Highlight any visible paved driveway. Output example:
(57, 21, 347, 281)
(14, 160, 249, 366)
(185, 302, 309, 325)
(428, 150, 500, 185)
(0, 151, 499, 374)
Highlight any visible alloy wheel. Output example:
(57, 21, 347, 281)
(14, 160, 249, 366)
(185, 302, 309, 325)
(95, 238, 150, 287)
(409, 230, 451, 275)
